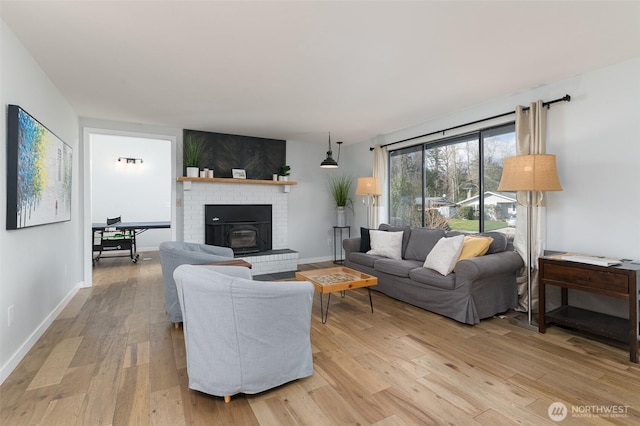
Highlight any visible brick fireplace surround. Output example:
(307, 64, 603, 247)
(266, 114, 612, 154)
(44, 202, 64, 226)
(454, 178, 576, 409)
(182, 180, 298, 275)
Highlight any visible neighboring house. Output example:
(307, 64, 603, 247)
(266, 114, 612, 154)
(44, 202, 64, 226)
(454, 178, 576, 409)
(459, 191, 517, 220)
(419, 197, 459, 218)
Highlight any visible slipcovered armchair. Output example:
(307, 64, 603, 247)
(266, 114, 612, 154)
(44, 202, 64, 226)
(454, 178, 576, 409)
(159, 241, 234, 326)
(173, 264, 314, 403)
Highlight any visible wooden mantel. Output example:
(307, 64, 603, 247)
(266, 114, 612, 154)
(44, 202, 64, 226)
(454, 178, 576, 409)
(177, 176, 297, 186)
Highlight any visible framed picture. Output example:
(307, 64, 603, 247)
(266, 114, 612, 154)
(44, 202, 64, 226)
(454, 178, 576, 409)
(6, 105, 73, 230)
(232, 169, 247, 179)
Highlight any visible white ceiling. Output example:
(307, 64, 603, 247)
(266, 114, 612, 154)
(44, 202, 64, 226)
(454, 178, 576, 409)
(1, 1, 639, 144)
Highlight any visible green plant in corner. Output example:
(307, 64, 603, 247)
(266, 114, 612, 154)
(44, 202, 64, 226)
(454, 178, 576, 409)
(279, 165, 291, 176)
(183, 135, 205, 168)
(328, 174, 353, 208)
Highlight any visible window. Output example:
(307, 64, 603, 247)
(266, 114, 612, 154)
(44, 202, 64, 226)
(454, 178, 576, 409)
(389, 123, 516, 233)
(389, 144, 423, 227)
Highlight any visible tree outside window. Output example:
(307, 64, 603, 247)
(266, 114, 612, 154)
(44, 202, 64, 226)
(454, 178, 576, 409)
(389, 123, 516, 233)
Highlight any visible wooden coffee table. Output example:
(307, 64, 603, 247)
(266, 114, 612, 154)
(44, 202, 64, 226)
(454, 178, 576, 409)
(295, 266, 377, 323)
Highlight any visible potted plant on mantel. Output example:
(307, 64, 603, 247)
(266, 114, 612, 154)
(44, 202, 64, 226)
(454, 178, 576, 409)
(183, 135, 204, 177)
(279, 165, 291, 181)
(328, 174, 353, 227)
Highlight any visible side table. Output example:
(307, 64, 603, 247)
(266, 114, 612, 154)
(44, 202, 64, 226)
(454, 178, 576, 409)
(332, 226, 351, 264)
(538, 254, 639, 363)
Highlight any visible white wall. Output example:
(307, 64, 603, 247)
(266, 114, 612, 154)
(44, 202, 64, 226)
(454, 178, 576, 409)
(90, 133, 171, 250)
(367, 57, 640, 259)
(0, 21, 81, 382)
(340, 141, 380, 232)
(545, 58, 640, 259)
(352, 57, 640, 315)
(286, 139, 376, 263)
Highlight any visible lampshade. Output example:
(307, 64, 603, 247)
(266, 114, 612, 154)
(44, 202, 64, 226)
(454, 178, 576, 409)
(355, 177, 381, 196)
(497, 154, 562, 192)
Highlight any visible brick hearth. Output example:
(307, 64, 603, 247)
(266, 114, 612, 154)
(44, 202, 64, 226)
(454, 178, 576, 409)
(182, 180, 298, 275)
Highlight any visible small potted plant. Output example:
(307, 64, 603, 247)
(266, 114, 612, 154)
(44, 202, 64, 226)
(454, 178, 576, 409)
(328, 174, 353, 226)
(279, 165, 291, 181)
(183, 135, 204, 177)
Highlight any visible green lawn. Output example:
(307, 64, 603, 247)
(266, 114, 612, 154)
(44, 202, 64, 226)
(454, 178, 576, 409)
(448, 219, 507, 232)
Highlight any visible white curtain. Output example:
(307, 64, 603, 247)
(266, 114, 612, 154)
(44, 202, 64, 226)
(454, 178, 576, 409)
(514, 100, 546, 313)
(372, 144, 388, 228)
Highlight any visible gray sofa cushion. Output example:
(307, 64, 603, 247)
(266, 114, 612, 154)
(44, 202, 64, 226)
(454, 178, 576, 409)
(378, 224, 411, 257)
(404, 228, 446, 261)
(445, 231, 508, 254)
(409, 267, 456, 290)
(349, 252, 385, 268)
(374, 258, 423, 278)
(480, 232, 508, 254)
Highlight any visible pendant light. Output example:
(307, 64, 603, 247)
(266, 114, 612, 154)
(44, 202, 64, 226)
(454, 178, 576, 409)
(320, 132, 341, 168)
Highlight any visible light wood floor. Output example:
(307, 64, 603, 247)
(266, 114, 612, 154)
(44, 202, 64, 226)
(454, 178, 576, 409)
(2, 252, 639, 425)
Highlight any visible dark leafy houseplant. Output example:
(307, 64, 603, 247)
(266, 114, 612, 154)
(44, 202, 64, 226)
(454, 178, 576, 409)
(279, 165, 291, 176)
(183, 135, 205, 168)
(328, 174, 353, 208)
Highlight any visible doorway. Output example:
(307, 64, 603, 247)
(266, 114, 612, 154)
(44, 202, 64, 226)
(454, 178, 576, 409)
(84, 129, 176, 286)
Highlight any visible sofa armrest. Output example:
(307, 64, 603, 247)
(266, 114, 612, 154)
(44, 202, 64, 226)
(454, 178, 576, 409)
(455, 251, 524, 282)
(343, 237, 362, 256)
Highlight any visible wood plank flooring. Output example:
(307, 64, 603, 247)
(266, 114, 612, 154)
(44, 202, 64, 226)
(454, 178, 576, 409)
(2, 252, 639, 425)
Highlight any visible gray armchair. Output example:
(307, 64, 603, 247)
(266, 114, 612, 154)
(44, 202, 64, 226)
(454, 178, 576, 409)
(173, 264, 314, 403)
(159, 241, 234, 325)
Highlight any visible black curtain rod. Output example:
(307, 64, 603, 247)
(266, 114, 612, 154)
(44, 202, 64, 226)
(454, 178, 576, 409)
(369, 94, 571, 151)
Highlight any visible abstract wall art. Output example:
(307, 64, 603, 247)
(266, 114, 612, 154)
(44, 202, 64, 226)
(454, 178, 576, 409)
(6, 105, 73, 230)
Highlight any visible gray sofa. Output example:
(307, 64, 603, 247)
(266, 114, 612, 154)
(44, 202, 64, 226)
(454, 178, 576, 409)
(343, 224, 524, 324)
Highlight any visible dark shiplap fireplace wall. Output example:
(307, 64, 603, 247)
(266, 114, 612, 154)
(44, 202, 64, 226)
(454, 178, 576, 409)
(184, 129, 286, 179)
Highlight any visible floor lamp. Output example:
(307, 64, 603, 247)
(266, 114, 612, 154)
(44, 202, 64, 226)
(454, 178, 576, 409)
(497, 154, 562, 326)
(355, 177, 381, 229)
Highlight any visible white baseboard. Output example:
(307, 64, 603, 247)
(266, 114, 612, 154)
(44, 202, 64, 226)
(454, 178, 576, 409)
(0, 281, 82, 384)
(298, 255, 333, 265)
(136, 247, 159, 253)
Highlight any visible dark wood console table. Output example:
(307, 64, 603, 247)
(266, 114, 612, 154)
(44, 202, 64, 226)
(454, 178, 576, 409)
(538, 254, 640, 363)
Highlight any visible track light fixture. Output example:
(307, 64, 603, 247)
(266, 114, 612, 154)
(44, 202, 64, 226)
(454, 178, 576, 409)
(118, 157, 143, 164)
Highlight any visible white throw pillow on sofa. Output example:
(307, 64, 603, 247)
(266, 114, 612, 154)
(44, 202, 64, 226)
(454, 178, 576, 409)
(423, 235, 465, 276)
(367, 230, 404, 259)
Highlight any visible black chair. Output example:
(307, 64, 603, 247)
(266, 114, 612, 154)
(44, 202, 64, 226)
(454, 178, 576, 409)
(106, 216, 121, 226)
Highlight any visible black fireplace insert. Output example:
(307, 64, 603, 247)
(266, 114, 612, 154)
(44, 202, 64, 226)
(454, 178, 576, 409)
(205, 204, 272, 255)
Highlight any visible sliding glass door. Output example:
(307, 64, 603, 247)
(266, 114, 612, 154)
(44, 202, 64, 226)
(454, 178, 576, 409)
(481, 124, 517, 231)
(388, 123, 515, 233)
(389, 145, 423, 227)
